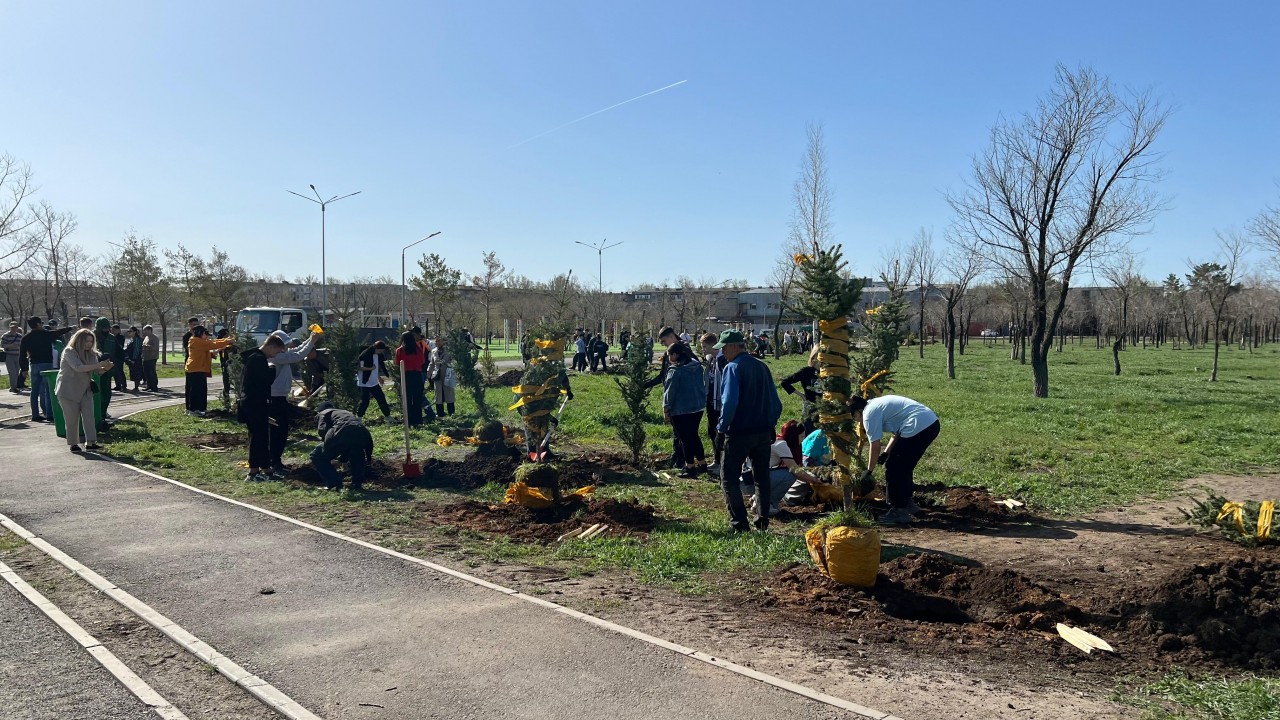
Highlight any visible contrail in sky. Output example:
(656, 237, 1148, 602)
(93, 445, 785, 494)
(500, 79, 688, 152)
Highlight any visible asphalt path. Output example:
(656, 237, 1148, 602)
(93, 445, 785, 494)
(0, 413, 857, 720)
(0, 578, 157, 720)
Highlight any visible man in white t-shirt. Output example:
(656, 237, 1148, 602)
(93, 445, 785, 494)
(850, 394, 940, 524)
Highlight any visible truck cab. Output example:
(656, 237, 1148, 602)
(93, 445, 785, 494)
(235, 307, 310, 344)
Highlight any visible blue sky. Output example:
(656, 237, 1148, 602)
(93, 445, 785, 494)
(3, 1, 1277, 289)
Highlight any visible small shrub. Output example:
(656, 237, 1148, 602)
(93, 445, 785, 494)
(1181, 494, 1274, 547)
(325, 323, 362, 411)
(478, 347, 499, 385)
(447, 329, 490, 419)
(813, 506, 875, 531)
(613, 343, 650, 466)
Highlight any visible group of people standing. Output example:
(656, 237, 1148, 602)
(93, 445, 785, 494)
(651, 324, 941, 530)
(372, 326, 456, 427)
(570, 330, 611, 372)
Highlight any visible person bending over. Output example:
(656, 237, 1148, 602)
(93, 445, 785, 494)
(849, 393, 940, 524)
(311, 402, 374, 491)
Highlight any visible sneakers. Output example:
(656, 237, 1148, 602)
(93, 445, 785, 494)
(879, 508, 915, 525)
(31, 415, 46, 423)
(705, 463, 721, 477)
(244, 472, 269, 483)
(85, 443, 102, 451)
(70, 445, 82, 453)
(904, 500, 923, 515)
(270, 464, 288, 479)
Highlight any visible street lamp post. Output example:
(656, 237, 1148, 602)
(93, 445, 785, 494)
(575, 238, 623, 336)
(288, 185, 361, 326)
(401, 232, 442, 330)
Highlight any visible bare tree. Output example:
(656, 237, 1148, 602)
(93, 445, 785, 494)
(29, 201, 77, 320)
(949, 66, 1169, 397)
(1252, 190, 1280, 262)
(196, 247, 248, 323)
(908, 229, 938, 356)
(116, 232, 179, 363)
(1187, 231, 1246, 382)
(939, 241, 981, 379)
(472, 251, 506, 344)
(1099, 251, 1144, 375)
(0, 154, 39, 277)
(772, 124, 834, 357)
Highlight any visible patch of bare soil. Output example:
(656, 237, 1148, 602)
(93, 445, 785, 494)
(493, 369, 524, 387)
(183, 431, 244, 450)
(286, 459, 410, 489)
(427, 497, 658, 544)
(421, 452, 520, 490)
(772, 483, 1033, 529)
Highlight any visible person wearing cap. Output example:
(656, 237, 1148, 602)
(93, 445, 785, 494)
(184, 325, 235, 416)
(2, 321, 23, 393)
(849, 394, 940, 524)
(140, 325, 160, 391)
(265, 329, 321, 477)
(714, 329, 783, 532)
(19, 316, 73, 422)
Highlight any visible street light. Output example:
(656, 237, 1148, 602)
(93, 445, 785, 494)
(574, 238, 623, 293)
(287, 185, 361, 326)
(401, 232, 442, 330)
(575, 238, 623, 337)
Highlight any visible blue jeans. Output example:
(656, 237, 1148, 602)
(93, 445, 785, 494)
(29, 362, 53, 418)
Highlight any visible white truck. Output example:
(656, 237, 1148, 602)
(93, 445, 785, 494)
(234, 307, 312, 344)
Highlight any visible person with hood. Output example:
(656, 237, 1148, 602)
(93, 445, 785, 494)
(140, 325, 160, 391)
(355, 340, 393, 423)
(184, 325, 235, 416)
(312, 402, 373, 491)
(394, 331, 426, 426)
(662, 342, 708, 477)
(55, 329, 114, 453)
(238, 334, 286, 482)
(266, 329, 320, 477)
(427, 333, 455, 417)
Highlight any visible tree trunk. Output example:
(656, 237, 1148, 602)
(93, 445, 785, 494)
(945, 307, 957, 380)
(1211, 319, 1221, 382)
(1112, 339, 1122, 375)
(1031, 344, 1050, 397)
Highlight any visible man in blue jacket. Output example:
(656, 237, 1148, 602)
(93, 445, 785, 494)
(715, 329, 782, 531)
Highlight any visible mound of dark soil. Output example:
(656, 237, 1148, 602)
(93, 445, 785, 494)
(184, 431, 244, 450)
(768, 553, 1083, 631)
(428, 497, 658, 544)
(1130, 558, 1280, 670)
(422, 453, 520, 490)
(493, 369, 524, 387)
(904, 484, 1031, 528)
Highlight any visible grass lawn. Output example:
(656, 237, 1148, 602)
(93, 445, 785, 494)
(97, 339, 1280, 717)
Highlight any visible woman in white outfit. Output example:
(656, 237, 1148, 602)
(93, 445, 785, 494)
(427, 334, 455, 417)
(56, 329, 114, 452)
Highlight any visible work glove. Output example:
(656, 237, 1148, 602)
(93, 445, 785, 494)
(567, 391, 574, 401)
(878, 452, 889, 466)
(856, 469, 875, 497)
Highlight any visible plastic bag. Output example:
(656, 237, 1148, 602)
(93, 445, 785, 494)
(805, 525, 880, 587)
(504, 481, 554, 509)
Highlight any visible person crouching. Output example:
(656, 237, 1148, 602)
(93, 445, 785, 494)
(238, 334, 285, 482)
(311, 402, 373, 491)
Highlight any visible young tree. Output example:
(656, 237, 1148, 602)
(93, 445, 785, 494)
(544, 271, 579, 326)
(1100, 251, 1144, 375)
(939, 242, 981, 379)
(116, 232, 178, 362)
(907, 229, 938, 356)
(1187, 233, 1246, 382)
(472, 251, 505, 345)
(774, 124, 834, 357)
(31, 201, 76, 320)
(949, 66, 1169, 397)
(410, 253, 462, 333)
(613, 343, 650, 465)
(196, 247, 248, 323)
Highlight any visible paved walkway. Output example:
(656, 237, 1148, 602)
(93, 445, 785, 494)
(0, 416, 865, 720)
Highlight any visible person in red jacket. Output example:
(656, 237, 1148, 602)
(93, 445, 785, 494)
(394, 331, 427, 426)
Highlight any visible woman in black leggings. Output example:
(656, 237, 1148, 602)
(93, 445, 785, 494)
(662, 342, 707, 478)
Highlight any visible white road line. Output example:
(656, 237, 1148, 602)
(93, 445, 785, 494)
(57, 407, 899, 720)
(0, 557, 191, 720)
(0, 516, 323, 720)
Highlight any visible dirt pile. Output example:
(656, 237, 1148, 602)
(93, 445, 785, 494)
(493, 369, 524, 387)
(422, 453, 519, 490)
(429, 497, 658, 544)
(286, 459, 407, 489)
(1129, 558, 1280, 670)
(768, 553, 1082, 631)
(906, 484, 1031, 528)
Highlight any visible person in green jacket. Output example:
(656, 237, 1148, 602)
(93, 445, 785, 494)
(93, 317, 117, 421)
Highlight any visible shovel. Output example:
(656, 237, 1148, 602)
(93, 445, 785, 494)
(399, 360, 421, 478)
(530, 393, 571, 463)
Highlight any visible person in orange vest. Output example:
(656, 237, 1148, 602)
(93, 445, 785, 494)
(184, 326, 235, 417)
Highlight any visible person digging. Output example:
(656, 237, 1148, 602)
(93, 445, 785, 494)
(848, 393, 940, 524)
(311, 402, 374, 491)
